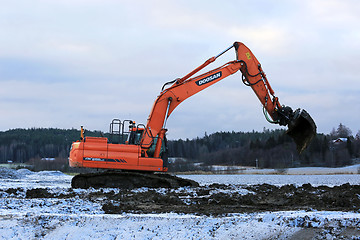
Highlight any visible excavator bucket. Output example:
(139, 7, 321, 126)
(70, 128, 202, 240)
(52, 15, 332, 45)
(286, 109, 317, 153)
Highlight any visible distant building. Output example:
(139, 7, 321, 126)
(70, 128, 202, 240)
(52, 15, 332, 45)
(168, 157, 188, 163)
(332, 138, 348, 144)
(41, 158, 56, 161)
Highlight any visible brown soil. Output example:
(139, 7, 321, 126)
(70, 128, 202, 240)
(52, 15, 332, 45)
(22, 183, 360, 216)
(101, 183, 360, 215)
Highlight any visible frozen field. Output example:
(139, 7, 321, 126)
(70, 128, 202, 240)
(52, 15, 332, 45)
(0, 168, 359, 239)
(180, 174, 360, 187)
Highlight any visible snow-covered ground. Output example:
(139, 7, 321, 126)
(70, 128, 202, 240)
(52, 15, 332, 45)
(210, 164, 360, 175)
(0, 168, 72, 189)
(1, 211, 360, 239)
(181, 173, 360, 187)
(0, 168, 359, 239)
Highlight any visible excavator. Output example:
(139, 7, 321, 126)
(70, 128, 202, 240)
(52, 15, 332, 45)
(69, 42, 316, 189)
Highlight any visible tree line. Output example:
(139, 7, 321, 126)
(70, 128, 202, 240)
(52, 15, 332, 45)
(0, 128, 101, 171)
(0, 124, 358, 171)
(168, 123, 359, 170)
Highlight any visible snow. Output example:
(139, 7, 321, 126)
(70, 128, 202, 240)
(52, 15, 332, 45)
(0, 169, 72, 189)
(209, 164, 360, 175)
(180, 173, 360, 187)
(0, 168, 359, 239)
(0, 210, 359, 239)
(0, 213, 300, 239)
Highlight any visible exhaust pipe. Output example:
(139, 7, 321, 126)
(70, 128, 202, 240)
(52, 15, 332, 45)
(285, 109, 317, 153)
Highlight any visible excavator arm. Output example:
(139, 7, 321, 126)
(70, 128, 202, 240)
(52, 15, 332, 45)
(69, 41, 317, 189)
(141, 42, 316, 154)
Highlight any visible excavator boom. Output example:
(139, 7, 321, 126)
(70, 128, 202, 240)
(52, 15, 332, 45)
(141, 42, 316, 153)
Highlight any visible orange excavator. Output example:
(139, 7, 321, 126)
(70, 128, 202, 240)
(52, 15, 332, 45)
(69, 42, 316, 188)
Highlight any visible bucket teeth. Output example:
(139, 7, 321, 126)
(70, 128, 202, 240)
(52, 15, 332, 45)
(286, 109, 317, 153)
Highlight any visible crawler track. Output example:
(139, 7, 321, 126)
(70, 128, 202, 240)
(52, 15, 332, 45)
(71, 171, 199, 189)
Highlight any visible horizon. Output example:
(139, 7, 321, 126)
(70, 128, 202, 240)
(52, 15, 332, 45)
(0, 123, 355, 141)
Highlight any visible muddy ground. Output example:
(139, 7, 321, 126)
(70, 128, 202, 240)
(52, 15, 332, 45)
(21, 183, 360, 216)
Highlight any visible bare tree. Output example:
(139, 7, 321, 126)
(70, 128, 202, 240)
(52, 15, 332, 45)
(336, 123, 352, 138)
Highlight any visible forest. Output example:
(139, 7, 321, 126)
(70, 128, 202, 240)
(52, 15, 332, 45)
(0, 123, 358, 172)
(168, 124, 359, 171)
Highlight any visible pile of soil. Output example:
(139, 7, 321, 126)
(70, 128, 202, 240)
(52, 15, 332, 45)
(101, 183, 360, 215)
(22, 183, 360, 216)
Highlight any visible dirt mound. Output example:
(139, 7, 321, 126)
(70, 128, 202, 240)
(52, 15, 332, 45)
(0, 168, 22, 179)
(0, 168, 33, 179)
(4, 183, 359, 216)
(99, 183, 360, 215)
(26, 188, 55, 198)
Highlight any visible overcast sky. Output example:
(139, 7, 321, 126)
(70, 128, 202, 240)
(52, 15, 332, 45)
(0, 0, 359, 140)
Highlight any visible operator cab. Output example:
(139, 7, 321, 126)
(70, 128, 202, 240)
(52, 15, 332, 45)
(109, 119, 144, 145)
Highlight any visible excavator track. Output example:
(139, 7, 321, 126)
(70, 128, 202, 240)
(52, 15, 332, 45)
(71, 171, 199, 189)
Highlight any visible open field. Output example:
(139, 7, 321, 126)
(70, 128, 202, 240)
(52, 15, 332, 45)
(0, 168, 359, 239)
(207, 164, 360, 175)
